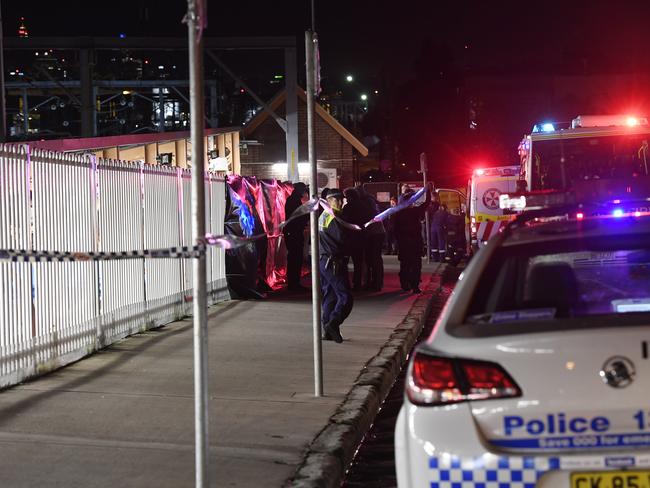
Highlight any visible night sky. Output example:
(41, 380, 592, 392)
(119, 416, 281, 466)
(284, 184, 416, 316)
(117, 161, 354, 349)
(5, 1, 650, 185)
(9, 1, 650, 80)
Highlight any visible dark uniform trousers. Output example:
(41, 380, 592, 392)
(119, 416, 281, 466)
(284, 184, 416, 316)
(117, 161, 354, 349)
(430, 224, 446, 261)
(399, 255, 422, 291)
(285, 232, 304, 289)
(320, 256, 354, 327)
(365, 233, 385, 290)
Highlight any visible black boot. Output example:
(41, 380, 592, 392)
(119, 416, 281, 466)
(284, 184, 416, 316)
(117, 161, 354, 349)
(324, 320, 343, 343)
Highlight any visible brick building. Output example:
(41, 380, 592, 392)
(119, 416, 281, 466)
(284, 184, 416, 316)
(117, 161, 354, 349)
(240, 89, 368, 190)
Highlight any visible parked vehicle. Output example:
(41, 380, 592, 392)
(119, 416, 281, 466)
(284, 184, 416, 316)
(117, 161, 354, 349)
(395, 195, 650, 488)
(467, 165, 519, 253)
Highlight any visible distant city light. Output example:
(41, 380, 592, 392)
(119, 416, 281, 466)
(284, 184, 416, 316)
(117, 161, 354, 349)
(361, 94, 368, 101)
(374, 90, 379, 94)
(119, 33, 126, 39)
(158, 65, 164, 70)
(346, 75, 353, 82)
(18, 17, 28, 38)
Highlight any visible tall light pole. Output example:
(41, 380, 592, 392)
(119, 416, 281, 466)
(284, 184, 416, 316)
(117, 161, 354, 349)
(421, 152, 431, 263)
(186, 0, 209, 486)
(305, 29, 323, 397)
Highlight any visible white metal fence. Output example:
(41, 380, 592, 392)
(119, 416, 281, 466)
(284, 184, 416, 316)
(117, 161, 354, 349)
(0, 145, 228, 388)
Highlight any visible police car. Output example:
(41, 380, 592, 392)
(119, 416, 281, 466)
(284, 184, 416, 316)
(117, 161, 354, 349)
(395, 195, 650, 488)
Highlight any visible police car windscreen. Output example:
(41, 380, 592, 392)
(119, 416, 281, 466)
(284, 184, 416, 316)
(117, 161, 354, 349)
(464, 237, 650, 329)
(533, 134, 650, 191)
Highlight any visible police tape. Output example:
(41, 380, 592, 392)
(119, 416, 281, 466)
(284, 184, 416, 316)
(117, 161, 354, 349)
(280, 197, 363, 232)
(0, 246, 205, 263)
(364, 186, 427, 227)
(0, 188, 429, 263)
(280, 186, 427, 231)
(0, 234, 271, 262)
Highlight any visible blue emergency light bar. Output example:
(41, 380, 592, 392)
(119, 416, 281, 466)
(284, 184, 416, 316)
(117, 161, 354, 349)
(500, 191, 650, 218)
(532, 122, 555, 133)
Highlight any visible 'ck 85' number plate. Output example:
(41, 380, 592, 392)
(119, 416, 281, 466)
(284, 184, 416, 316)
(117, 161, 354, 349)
(571, 471, 650, 488)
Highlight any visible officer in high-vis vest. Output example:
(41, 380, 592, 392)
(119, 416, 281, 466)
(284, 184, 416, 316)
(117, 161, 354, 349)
(318, 189, 353, 343)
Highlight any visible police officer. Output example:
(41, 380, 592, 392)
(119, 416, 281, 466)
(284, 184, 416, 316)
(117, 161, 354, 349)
(430, 203, 448, 262)
(341, 187, 366, 290)
(319, 189, 353, 343)
(358, 186, 385, 291)
(394, 182, 432, 293)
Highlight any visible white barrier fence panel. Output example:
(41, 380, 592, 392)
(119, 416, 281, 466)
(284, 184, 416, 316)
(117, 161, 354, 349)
(142, 165, 186, 326)
(207, 173, 228, 303)
(97, 159, 147, 346)
(31, 150, 98, 377)
(181, 168, 193, 297)
(0, 145, 229, 388)
(0, 146, 32, 383)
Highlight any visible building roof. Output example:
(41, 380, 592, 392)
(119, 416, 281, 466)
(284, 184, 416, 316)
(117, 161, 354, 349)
(242, 89, 369, 157)
(27, 127, 240, 152)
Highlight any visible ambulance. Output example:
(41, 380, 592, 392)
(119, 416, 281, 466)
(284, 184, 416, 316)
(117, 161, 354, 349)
(467, 165, 519, 252)
(517, 115, 650, 198)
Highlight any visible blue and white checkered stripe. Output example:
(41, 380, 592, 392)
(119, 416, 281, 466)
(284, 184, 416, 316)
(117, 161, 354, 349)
(0, 246, 205, 262)
(429, 454, 560, 488)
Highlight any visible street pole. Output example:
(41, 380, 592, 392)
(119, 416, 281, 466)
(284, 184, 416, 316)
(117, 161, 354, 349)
(420, 152, 431, 263)
(186, 1, 210, 486)
(305, 30, 323, 397)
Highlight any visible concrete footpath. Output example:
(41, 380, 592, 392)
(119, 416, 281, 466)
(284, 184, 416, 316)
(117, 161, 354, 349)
(0, 257, 449, 488)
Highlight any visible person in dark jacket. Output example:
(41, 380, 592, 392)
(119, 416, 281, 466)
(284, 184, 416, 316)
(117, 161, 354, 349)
(319, 189, 353, 343)
(341, 187, 366, 290)
(283, 182, 309, 291)
(384, 196, 398, 254)
(358, 186, 385, 291)
(393, 183, 432, 293)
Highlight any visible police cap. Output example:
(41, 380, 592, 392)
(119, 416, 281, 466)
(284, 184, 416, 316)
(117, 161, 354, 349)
(326, 189, 344, 200)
